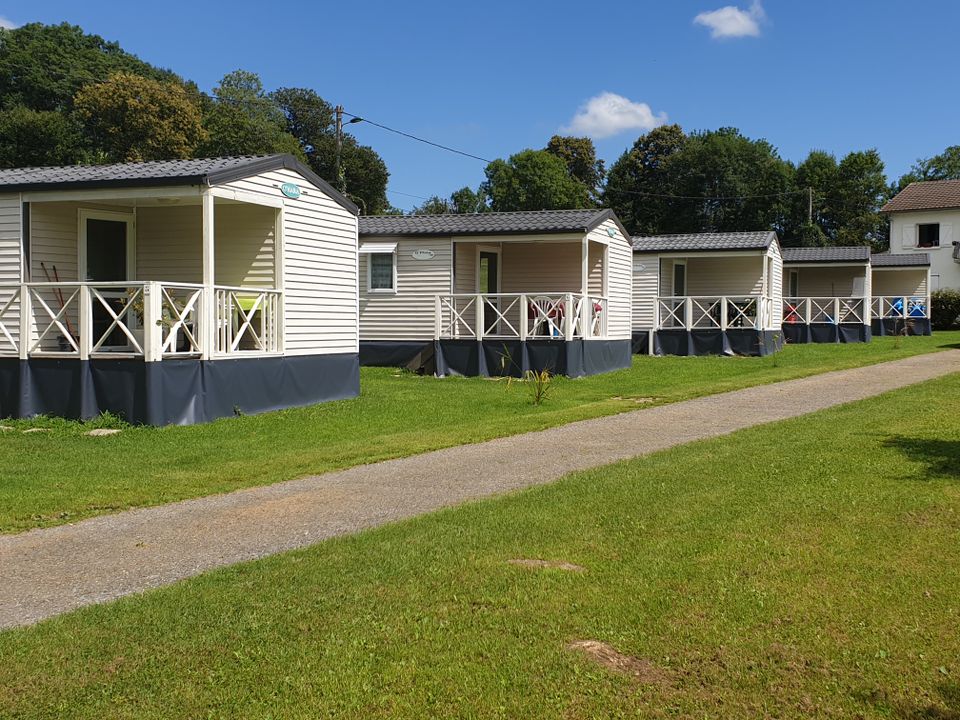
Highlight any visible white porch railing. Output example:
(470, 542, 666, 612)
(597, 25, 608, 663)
(434, 293, 607, 341)
(871, 295, 929, 320)
(656, 295, 771, 330)
(0, 282, 282, 361)
(782, 297, 867, 324)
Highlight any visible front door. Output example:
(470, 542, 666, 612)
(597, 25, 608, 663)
(81, 213, 134, 349)
(479, 250, 499, 334)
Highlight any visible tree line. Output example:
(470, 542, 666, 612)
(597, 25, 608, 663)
(0, 23, 390, 213)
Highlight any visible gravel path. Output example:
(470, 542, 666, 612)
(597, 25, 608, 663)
(3, 350, 959, 630)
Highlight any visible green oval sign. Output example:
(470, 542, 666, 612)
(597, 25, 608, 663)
(280, 182, 301, 199)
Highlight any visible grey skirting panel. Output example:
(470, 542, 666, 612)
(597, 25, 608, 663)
(781, 323, 871, 344)
(434, 339, 631, 378)
(360, 341, 434, 369)
(871, 318, 932, 337)
(0, 353, 360, 426)
(649, 329, 783, 357)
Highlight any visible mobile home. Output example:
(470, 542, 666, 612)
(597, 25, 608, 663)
(0, 155, 360, 425)
(870, 252, 932, 336)
(358, 209, 633, 377)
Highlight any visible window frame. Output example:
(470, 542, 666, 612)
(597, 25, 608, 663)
(367, 250, 397, 294)
(917, 223, 940, 248)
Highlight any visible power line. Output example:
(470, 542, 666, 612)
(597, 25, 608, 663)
(343, 111, 493, 164)
(386, 189, 432, 201)
(608, 187, 811, 201)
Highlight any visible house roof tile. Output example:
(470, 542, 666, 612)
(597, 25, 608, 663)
(881, 179, 960, 213)
(871, 252, 931, 267)
(782, 246, 871, 263)
(631, 231, 776, 253)
(359, 208, 625, 238)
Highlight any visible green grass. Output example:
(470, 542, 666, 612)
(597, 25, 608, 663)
(2, 371, 959, 718)
(1, 332, 957, 534)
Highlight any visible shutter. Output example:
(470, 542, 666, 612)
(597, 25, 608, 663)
(902, 224, 915, 249)
(940, 223, 953, 247)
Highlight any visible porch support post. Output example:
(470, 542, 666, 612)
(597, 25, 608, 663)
(434, 295, 442, 340)
(805, 297, 811, 325)
(519, 294, 527, 341)
(684, 297, 693, 331)
(18, 283, 30, 360)
(720, 295, 728, 331)
(833, 297, 840, 325)
(564, 292, 574, 341)
(476, 293, 484, 341)
(201, 191, 215, 360)
(580, 237, 590, 338)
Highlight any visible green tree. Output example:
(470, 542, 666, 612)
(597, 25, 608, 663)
(545, 135, 604, 203)
(895, 145, 960, 191)
(0, 105, 87, 167)
(482, 149, 592, 212)
(198, 70, 302, 158)
(832, 149, 889, 249)
(0, 23, 187, 112)
(74, 72, 206, 162)
(450, 186, 487, 214)
(272, 87, 389, 214)
(603, 124, 687, 234)
(411, 196, 452, 215)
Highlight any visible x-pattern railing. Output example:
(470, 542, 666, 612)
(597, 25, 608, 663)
(89, 286, 143, 354)
(435, 293, 604, 340)
(872, 295, 928, 319)
(783, 297, 866, 324)
(485, 295, 521, 338)
(29, 285, 80, 354)
(657, 296, 764, 330)
(0, 288, 20, 353)
(216, 287, 281, 354)
(439, 294, 477, 338)
(161, 285, 202, 355)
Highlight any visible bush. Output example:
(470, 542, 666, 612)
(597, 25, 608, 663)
(931, 289, 960, 330)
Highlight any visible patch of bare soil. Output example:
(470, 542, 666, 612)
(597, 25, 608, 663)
(567, 640, 670, 685)
(508, 558, 585, 572)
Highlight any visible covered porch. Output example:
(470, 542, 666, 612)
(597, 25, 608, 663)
(781, 247, 871, 343)
(870, 254, 932, 336)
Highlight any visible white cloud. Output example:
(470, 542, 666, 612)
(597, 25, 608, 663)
(0, 16, 19, 29)
(693, 0, 765, 39)
(561, 92, 667, 140)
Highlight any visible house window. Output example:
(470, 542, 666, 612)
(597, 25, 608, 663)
(918, 223, 940, 248)
(368, 252, 395, 292)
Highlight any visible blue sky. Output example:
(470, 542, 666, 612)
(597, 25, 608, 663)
(2, 1, 958, 209)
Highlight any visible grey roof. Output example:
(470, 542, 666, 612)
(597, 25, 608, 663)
(359, 208, 627, 238)
(782, 246, 871, 264)
(871, 252, 931, 267)
(631, 231, 776, 254)
(0, 154, 358, 214)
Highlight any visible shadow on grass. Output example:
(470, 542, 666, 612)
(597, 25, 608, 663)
(885, 436, 960, 480)
(858, 682, 960, 719)
(935, 341, 960, 349)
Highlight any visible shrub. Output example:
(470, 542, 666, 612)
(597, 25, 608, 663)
(931, 289, 960, 330)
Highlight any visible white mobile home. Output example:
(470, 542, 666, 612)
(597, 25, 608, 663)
(882, 180, 959, 292)
(631, 231, 783, 356)
(781, 246, 872, 343)
(357, 209, 633, 377)
(870, 252, 932, 336)
(0, 155, 360, 425)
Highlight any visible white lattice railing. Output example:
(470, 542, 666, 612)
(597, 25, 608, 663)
(783, 297, 867, 324)
(0, 282, 282, 361)
(656, 296, 769, 330)
(434, 293, 607, 341)
(871, 296, 929, 320)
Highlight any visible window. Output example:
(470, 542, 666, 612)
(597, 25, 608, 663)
(788, 269, 799, 297)
(368, 252, 395, 292)
(918, 223, 940, 248)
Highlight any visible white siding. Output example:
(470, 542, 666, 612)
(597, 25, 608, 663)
(685, 255, 764, 296)
(588, 219, 632, 340)
(632, 253, 659, 329)
(587, 243, 604, 295)
(136, 205, 202, 283)
(872, 268, 928, 296)
(359, 236, 452, 341)
(889, 209, 960, 291)
(500, 242, 581, 293)
(30, 202, 79, 282)
(221, 169, 358, 356)
(214, 203, 276, 288)
(453, 240, 477, 294)
(792, 266, 867, 297)
(0, 194, 21, 353)
(767, 241, 783, 327)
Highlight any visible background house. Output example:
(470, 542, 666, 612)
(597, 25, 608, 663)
(357, 209, 633, 378)
(882, 180, 960, 291)
(632, 231, 783, 356)
(0, 155, 360, 425)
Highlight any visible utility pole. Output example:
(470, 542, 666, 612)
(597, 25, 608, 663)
(807, 187, 813, 224)
(335, 105, 346, 194)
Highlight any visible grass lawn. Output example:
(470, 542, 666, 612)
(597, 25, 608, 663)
(2, 371, 959, 717)
(1, 332, 958, 534)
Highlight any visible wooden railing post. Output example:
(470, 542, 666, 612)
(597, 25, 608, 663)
(519, 294, 527, 341)
(805, 297, 811, 325)
(720, 296, 729, 331)
(833, 297, 841, 324)
(18, 284, 30, 360)
(684, 297, 693, 331)
(476, 294, 484, 341)
(564, 293, 574, 340)
(143, 281, 162, 362)
(434, 295, 442, 340)
(580, 293, 590, 338)
(78, 284, 91, 361)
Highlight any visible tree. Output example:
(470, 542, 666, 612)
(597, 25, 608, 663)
(198, 70, 302, 158)
(411, 196, 452, 215)
(895, 145, 960, 191)
(272, 87, 389, 214)
(482, 150, 592, 211)
(832, 150, 889, 249)
(450, 186, 487, 214)
(74, 72, 206, 162)
(0, 23, 187, 112)
(545, 135, 604, 203)
(0, 105, 87, 167)
(603, 124, 687, 234)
